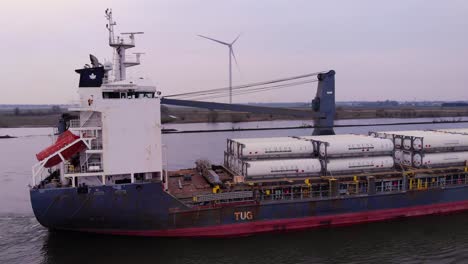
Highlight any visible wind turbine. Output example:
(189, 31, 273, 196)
(198, 34, 241, 104)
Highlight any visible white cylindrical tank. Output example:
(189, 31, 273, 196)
(380, 130, 468, 151)
(393, 131, 426, 149)
(395, 137, 403, 149)
(372, 131, 422, 148)
(412, 152, 468, 167)
(412, 133, 468, 151)
(318, 136, 394, 157)
(402, 151, 413, 166)
(403, 138, 413, 150)
(230, 137, 298, 157)
(370, 131, 404, 139)
(240, 140, 314, 158)
(243, 159, 321, 177)
(373, 130, 468, 150)
(394, 149, 403, 163)
(325, 156, 394, 173)
(299, 135, 364, 154)
(298, 134, 364, 140)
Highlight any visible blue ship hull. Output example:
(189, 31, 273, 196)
(30, 182, 468, 237)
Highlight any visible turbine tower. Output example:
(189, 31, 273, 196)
(198, 34, 240, 104)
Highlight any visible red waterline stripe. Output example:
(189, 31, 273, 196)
(74, 200, 468, 238)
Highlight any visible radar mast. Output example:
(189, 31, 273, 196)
(104, 8, 144, 81)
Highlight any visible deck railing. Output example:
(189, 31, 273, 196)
(64, 161, 103, 174)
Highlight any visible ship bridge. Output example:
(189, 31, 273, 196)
(101, 78, 158, 99)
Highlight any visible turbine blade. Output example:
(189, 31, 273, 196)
(231, 48, 241, 74)
(198, 35, 229, 46)
(231, 33, 241, 45)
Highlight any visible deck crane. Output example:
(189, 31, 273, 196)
(160, 70, 336, 135)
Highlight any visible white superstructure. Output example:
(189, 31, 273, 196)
(32, 10, 164, 187)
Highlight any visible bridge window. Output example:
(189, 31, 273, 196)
(103, 92, 120, 98)
(102, 92, 155, 99)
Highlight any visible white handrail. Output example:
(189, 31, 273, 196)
(31, 137, 93, 186)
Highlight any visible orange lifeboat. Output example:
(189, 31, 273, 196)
(36, 130, 87, 168)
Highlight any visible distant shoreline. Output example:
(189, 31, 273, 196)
(1, 106, 467, 129)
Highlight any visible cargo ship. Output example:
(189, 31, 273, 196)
(30, 10, 468, 237)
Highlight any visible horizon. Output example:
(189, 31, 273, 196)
(0, 99, 467, 108)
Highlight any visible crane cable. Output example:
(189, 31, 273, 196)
(163, 71, 324, 99)
(190, 79, 319, 101)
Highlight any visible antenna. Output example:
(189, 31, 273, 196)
(105, 8, 116, 45)
(133, 52, 145, 60)
(198, 34, 241, 104)
(104, 9, 144, 81)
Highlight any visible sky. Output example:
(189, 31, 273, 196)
(1, 0, 468, 104)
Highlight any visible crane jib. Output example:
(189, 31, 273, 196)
(160, 98, 324, 118)
(161, 70, 336, 135)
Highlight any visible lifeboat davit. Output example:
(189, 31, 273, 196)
(36, 130, 87, 168)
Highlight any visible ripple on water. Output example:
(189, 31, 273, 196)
(3, 124, 468, 264)
(0, 215, 46, 264)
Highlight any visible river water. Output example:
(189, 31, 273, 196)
(2, 118, 468, 264)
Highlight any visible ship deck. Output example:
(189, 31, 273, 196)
(168, 168, 234, 199)
(165, 164, 468, 205)
(168, 169, 211, 199)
